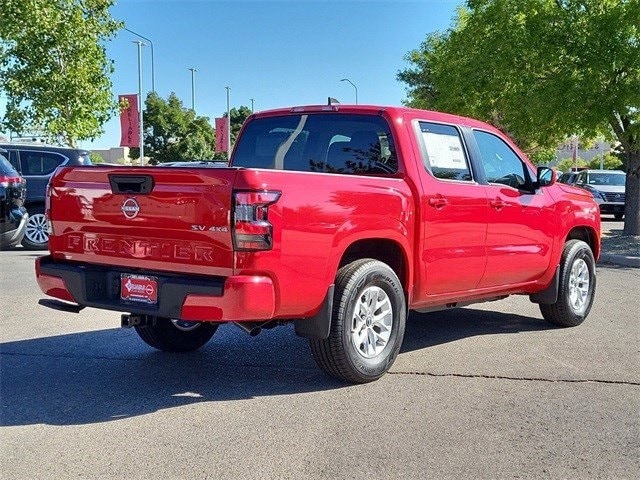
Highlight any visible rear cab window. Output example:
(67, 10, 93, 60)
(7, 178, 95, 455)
(232, 113, 398, 175)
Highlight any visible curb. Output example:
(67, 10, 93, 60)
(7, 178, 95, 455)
(598, 253, 640, 268)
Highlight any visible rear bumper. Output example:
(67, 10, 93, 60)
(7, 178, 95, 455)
(35, 255, 276, 322)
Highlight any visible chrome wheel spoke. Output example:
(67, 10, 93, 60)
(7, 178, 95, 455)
(568, 258, 590, 313)
(351, 286, 394, 359)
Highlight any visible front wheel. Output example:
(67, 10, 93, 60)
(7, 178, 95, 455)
(309, 259, 407, 383)
(135, 317, 218, 352)
(540, 240, 596, 327)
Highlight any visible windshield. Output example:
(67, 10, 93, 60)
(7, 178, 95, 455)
(80, 153, 93, 165)
(0, 154, 20, 176)
(588, 172, 625, 186)
(232, 113, 397, 175)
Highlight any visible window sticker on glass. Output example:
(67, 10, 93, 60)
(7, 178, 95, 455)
(421, 131, 466, 170)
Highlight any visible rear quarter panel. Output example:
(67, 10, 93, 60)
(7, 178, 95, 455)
(233, 168, 415, 317)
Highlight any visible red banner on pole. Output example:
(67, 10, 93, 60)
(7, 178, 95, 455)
(215, 117, 228, 153)
(119, 94, 139, 147)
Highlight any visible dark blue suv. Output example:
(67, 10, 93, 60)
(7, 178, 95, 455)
(0, 143, 92, 249)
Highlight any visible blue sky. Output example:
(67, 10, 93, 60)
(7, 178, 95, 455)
(3, 0, 463, 149)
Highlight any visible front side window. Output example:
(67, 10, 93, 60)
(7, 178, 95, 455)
(20, 151, 66, 175)
(232, 114, 397, 175)
(473, 130, 528, 189)
(417, 122, 472, 181)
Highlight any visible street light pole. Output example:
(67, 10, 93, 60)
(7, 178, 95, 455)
(340, 78, 358, 104)
(250, 98, 255, 113)
(124, 27, 155, 93)
(188, 67, 197, 111)
(226, 86, 231, 156)
(134, 40, 145, 165)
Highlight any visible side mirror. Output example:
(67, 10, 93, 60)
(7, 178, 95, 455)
(535, 166, 556, 188)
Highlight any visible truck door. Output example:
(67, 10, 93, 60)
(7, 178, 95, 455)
(470, 130, 554, 287)
(415, 121, 488, 296)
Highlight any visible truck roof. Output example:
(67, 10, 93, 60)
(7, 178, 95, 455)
(252, 104, 502, 133)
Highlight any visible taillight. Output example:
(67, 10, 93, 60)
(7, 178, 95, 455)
(232, 190, 281, 251)
(0, 175, 22, 188)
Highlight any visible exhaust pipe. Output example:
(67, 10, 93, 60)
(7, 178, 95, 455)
(233, 322, 264, 336)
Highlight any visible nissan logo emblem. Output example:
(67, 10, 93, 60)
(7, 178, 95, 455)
(121, 198, 140, 219)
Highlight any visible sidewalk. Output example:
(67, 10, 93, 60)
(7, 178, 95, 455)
(599, 229, 640, 268)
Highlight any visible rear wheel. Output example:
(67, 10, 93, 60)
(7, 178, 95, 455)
(540, 240, 596, 327)
(135, 317, 218, 352)
(310, 259, 406, 383)
(22, 205, 49, 250)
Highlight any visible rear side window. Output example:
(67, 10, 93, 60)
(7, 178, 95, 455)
(232, 114, 397, 175)
(20, 151, 66, 175)
(417, 122, 472, 181)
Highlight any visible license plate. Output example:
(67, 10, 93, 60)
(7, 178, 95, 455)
(120, 274, 158, 304)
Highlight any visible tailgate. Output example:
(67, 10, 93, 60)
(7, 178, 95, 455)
(47, 166, 238, 276)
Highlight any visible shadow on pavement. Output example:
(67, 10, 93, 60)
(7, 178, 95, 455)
(1, 308, 550, 427)
(0, 324, 342, 427)
(401, 307, 551, 353)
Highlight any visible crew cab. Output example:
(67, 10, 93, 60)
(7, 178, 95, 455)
(36, 105, 601, 383)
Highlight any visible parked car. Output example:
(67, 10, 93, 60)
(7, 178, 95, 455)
(557, 171, 578, 185)
(573, 169, 626, 220)
(0, 149, 28, 249)
(0, 143, 93, 249)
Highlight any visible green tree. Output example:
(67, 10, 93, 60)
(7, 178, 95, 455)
(228, 106, 252, 142)
(589, 153, 624, 171)
(0, 0, 121, 147)
(556, 157, 589, 173)
(398, 0, 640, 235)
(131, 92, 215, 164)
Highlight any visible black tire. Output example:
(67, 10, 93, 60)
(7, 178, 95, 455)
(135, 317, 218, 352)
(309, 259, 407, 383)
(614, 213, 624, 220)
(540, 240, 596, 327)
(21, 205, 49, 250)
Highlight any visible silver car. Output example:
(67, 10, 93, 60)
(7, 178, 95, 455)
(574, 169, 626, 219)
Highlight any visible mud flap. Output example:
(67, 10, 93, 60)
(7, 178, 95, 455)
(529, 266, 560, 304)
(294, 285, 334, 339)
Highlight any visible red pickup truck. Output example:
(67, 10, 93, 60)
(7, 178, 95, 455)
(36, 105, 600, 383)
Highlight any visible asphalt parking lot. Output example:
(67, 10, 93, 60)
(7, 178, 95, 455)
(1, 246, 638, 479)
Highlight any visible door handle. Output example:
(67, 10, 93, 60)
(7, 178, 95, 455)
(429, 196, 449, 209)
(490, 197, 506, 211)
